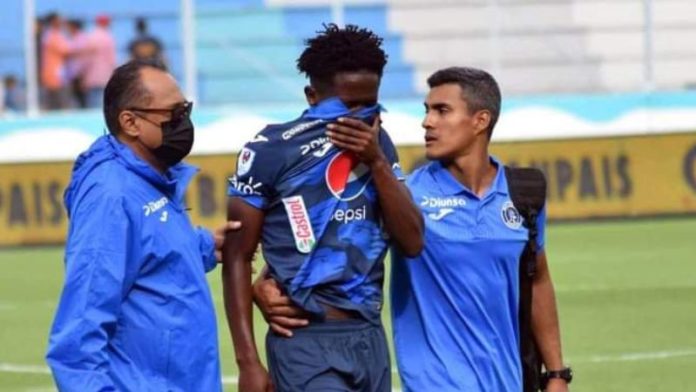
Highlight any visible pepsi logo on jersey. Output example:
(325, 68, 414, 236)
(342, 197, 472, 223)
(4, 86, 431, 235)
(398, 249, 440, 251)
(331, 205, 366, 223)
(325, 151, 371, 201)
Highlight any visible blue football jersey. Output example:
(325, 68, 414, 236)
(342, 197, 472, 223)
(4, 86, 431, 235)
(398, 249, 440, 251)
(228, 98, 403, 324)
(391, 159, 546, 392)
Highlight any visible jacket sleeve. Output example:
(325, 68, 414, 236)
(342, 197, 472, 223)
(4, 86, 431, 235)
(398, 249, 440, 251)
(46, 189, 136, 391)
(196, 227, 217, 272)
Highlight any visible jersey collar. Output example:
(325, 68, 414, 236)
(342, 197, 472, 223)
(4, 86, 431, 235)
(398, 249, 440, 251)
(428, 155, 509, 199)
(302, 97, 383, 120)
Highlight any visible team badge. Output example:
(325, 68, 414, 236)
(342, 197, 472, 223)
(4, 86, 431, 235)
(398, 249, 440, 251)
(501, 201, 523, 229)
(237, 147, 255, 176)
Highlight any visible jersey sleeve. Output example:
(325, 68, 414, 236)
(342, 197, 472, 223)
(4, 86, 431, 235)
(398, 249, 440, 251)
(378, 129, 405, 181)
(227, 142, 278, 210)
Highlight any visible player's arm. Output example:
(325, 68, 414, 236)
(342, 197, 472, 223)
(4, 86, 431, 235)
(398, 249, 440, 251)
(221, 198, 272, 392)
(327, 116, 424, 256)
(194, 222, 242, 272)
(368, 153, 424, 257)
(252, 266, 309, 337)
(532, 251, 569, 392)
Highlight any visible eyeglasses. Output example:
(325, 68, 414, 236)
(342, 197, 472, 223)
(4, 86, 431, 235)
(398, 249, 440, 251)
(128, 101, 193, 127)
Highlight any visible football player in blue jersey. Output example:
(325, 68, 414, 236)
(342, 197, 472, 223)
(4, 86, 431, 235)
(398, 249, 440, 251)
(253, 66, 571, 392)
(222, 24, 424, 392)
(390, 67, 570, 392)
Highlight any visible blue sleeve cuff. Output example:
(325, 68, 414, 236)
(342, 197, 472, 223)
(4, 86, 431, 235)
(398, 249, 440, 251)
(197, 228, 217, 272)
(226, 188, 267, 210)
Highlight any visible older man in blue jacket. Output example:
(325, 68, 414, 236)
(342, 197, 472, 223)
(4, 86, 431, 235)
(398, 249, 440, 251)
(46, 60, 239, 391)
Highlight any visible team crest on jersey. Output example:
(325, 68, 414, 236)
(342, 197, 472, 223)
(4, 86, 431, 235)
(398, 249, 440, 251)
(325, 151, 371, 201)
(237, 147, 256, 176)
(501, 201, 523, 229)
(282, 196, 316, 254)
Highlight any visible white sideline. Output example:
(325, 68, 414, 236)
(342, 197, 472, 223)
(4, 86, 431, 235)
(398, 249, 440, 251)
(4, 349, 696, 390)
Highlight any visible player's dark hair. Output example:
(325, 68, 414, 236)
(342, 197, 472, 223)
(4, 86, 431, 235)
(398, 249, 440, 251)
(297, 23, 387, 93)
(427, 67, 501, 139)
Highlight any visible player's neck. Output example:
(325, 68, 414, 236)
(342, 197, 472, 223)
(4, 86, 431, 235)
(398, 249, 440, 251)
(446, 149, 496, 198)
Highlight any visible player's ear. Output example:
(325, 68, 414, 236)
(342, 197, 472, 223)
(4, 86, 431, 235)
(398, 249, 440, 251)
(304, 85, 318, 106)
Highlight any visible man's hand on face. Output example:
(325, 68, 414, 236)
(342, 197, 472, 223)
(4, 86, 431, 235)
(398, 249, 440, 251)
(253, 276, 309, 337)
(326, 116, 386, 167)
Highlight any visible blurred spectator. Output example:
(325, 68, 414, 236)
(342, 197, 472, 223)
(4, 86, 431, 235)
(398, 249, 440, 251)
(35, 16, 46, 86)
(128, 17, 166, 69)
(66, 19, 88, 108)
(3, 75, 27, 112)
(82, 14, 116, 108)
(41, 12, 71, 110)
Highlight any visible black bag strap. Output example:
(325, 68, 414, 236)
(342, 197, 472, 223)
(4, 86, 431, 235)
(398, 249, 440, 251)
(504, 166, 547, 392)
(505, 166, 546, 257)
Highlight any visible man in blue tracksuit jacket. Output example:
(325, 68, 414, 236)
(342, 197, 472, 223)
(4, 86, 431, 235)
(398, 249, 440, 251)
(46, 60, 239, 391)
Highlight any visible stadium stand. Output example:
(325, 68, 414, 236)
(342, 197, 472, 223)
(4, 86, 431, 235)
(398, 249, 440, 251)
(2, 0, 696, 106)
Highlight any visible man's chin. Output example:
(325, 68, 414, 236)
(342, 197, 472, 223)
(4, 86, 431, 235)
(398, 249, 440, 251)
(425, 147, 441, 161)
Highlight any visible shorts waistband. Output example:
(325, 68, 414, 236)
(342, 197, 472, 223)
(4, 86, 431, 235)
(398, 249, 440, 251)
(285, 318, 380, 335)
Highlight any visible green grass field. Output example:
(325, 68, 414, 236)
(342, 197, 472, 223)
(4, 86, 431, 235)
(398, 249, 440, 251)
(1, 218, 695, 391)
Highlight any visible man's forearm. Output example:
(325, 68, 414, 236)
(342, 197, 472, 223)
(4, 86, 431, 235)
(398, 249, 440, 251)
(370, 158, 424, 256)
(532, 268, 565, 370)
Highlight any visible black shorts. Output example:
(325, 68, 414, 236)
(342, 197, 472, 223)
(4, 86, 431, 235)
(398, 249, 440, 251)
(266, 319, 391, 392)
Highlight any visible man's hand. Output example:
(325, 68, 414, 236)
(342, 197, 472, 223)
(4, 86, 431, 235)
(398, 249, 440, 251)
(326, 116, 386, 166)
(238, 361, 273, 392)
(213, 221, 242, 261)
(253, 276, 308, 337)
(545, 378, 569, 392)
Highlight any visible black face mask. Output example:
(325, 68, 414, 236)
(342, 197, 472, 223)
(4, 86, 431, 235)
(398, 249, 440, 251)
(152, 113, 194, 167)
